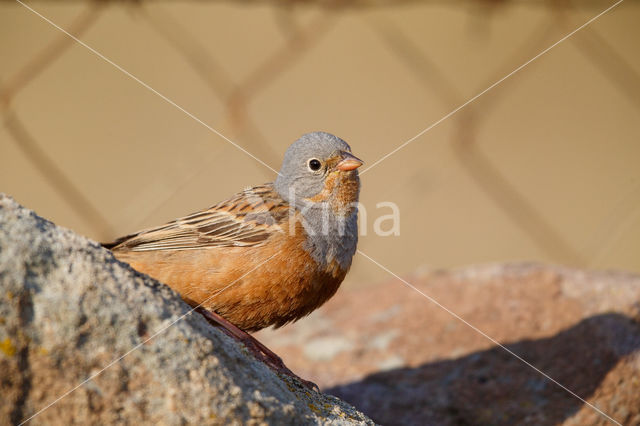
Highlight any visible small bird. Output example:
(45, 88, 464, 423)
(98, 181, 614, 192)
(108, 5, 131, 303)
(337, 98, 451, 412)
(104, 132, 362, 379)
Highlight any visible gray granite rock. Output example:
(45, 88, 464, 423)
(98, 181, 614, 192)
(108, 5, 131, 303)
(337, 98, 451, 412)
(0, 194, 374, 425)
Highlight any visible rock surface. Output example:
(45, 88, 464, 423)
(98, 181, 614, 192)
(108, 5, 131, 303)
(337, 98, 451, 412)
(0, 194, 373, 425)
(257, 263, 640, 425)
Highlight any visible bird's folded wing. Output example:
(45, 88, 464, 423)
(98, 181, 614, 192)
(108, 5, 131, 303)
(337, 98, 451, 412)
(105, 185, 289, 252)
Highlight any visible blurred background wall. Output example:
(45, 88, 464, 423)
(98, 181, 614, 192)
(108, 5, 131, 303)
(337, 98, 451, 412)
(1, 0, 638, 289)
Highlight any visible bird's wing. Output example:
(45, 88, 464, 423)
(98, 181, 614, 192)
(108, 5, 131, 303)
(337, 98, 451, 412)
(105, 184, 290, 252)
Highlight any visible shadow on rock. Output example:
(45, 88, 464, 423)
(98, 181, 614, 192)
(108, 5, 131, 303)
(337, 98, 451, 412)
(327, 313, 640, 425)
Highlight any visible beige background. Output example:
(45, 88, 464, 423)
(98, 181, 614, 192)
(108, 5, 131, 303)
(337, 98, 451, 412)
(1, 0, 639, 289)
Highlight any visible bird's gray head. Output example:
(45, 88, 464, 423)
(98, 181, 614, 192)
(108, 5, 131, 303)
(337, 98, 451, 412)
(275, 132, 362, 269)
(274, 132, 362, 205)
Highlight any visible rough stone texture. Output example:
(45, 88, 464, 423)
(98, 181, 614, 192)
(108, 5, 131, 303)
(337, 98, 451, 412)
(257, 264, 640, 425)
(0, 194, 373, 426)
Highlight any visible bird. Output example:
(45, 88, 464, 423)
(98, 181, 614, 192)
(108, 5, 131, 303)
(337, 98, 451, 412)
(103, 132, 362, 383)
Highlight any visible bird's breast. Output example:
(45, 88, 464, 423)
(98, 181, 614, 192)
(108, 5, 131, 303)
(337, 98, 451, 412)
(200, 222, 350, 331)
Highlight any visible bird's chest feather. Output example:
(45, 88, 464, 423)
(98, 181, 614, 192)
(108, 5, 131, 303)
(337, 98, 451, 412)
(209, 223, 350, 331)
(300, 171, 360, 270)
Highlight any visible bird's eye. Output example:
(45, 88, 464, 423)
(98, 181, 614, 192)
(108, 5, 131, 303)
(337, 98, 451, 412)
(308, 158, 322, 172)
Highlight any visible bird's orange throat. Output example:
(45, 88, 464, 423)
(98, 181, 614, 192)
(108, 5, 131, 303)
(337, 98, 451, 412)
(308, 170, 360, 216)
(333, 170, 360, 216)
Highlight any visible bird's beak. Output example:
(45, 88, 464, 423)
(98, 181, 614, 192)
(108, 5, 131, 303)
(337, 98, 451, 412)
(336, 151, 364, 171)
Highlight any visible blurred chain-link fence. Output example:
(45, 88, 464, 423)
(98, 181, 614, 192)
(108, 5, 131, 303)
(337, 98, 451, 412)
(1, 0, 639, 285)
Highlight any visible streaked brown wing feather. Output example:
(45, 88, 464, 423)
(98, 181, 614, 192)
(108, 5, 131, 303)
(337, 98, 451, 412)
(106, 184, 289, 252)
